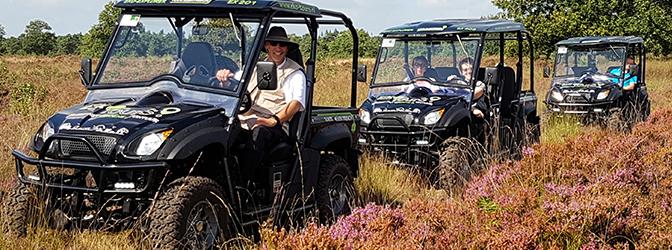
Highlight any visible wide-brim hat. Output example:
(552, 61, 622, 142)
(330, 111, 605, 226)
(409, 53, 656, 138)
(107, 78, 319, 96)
(262, 26, 300, 52)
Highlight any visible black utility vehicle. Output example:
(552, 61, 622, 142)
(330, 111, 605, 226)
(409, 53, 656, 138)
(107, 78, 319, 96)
(358, 19, 540, 187)
(5, 0, 362, 248)
(543, 36, 650, 131)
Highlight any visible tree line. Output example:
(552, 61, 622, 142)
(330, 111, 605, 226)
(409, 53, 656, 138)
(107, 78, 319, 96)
(1, 0, 672, 59)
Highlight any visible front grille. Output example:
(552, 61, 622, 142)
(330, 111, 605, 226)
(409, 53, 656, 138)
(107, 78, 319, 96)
(564, 94, 591, 103)
(60, 135, 117, 156)
(375, 113, 414, 128)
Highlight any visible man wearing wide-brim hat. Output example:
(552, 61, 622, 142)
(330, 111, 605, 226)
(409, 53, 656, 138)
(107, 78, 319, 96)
(216, 26, 305, 181)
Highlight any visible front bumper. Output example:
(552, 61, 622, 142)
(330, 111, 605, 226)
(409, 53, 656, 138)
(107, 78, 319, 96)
(359, 116, 448, 167)
(14, 134, 167, 194)
(544, 101, 613, 115)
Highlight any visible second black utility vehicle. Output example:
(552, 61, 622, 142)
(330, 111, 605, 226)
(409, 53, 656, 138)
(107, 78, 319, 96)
(358, 19, 540, 188)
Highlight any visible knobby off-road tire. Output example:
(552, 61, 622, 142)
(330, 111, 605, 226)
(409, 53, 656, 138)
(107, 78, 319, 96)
(436, 137, 485, 192)
(316, 154, 354, 224)
(147, 176, 231, 250)
(607, 107, 629, 133)
(2, 182, 37, 238)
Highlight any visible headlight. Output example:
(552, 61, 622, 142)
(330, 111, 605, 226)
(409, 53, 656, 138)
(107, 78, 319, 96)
(359, 108, 371, 125)
(596, 89, 610, 100)
(33, 122, 55, 150)
(135, 129, 173, 156)
(551, 90, 564, 102)
(422, 109, 445, 125)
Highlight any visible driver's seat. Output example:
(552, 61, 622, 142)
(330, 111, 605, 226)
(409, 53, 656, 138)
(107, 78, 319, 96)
(262, 111, 305, 164)
(181, 42, 218, 84)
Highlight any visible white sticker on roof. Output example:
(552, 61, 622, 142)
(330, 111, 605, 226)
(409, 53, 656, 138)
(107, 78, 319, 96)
(119, 15, 141, 27)
(558, 47, 567, 54)
(382, 38, 396, 48)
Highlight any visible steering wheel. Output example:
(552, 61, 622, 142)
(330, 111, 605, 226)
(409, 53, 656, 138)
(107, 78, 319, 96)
(209, 76, 239, 91)
(239, 91, 252, 114)
(410, 76, 432, 83)
(447, 75, 467, 84)
(408, 86, 431, 97)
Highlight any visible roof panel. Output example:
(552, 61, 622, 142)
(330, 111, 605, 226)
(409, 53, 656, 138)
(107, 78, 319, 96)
(556, 36, 644, 46)
(380, 19, 526, 35)
(115, 0, 322, 17)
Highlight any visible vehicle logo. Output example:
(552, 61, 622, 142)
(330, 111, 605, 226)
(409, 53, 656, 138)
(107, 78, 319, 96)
(160, 107, 181, 115)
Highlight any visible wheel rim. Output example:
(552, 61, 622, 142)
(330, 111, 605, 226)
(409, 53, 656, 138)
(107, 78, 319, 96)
(329, 173, 348, 215)
(185, 200, 219, 249)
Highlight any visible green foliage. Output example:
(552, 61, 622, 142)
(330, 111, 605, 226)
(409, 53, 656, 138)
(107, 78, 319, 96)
(327, 29, 380, 59)
(0, 37, 24, 55)
(21, 20, 56, 55)
(0, 60, 18, 97)
(493, 0, 672, 57)
(9, 82, 48, 115)
(0, 24, 5, 38)
(53, 33, 83, 55)
(288, 29, 379, 60)
(476, 196, 501, 214)
(81, 1, 121, 58)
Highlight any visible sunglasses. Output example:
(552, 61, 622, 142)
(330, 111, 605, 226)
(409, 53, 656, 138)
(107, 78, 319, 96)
(268, 41, 289, 47)
(413, 63, 426, 68)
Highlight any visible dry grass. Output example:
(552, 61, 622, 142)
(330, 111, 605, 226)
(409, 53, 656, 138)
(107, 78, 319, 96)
(0, 55, 670, 248)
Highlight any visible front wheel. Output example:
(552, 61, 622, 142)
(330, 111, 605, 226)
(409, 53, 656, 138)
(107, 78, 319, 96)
(435, 137, 485, 192)
(146, 176, 231, 250)
(316, 155, 354, 223)
(2, 182, 37, 238)
(606, 107, 629, 133)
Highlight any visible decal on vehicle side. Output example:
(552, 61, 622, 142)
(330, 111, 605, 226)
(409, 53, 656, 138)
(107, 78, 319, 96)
(277, 2, 318, 14)
(227, 0, 256, 5)
(80, 103, 109, 111)
(373, 96, 440, 106)
(456, 27, 477, 31)
(417, 26, 447, 32)
(172, 0, 212, 4)
(382, 28, 414, 33)
(59, 123, 129, 135)
(160, 107, 181, 115)
(374, 107, 422, 114)
(67, 107, 181, 123)
(124, 0, 166, 3)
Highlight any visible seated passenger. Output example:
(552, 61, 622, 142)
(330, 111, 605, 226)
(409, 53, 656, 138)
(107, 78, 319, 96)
(405, 56, 441, 93)
(446, 57, 486, 118)
(610, 57, 637, 91)
(215, 26, 306, 181)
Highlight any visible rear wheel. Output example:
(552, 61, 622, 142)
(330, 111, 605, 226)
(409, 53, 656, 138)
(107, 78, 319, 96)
(147, 176, 230, 250)
(316, 155, 354, 223)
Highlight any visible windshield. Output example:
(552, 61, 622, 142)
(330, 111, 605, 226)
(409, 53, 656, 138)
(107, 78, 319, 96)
(97, 15, 260, 92)
(553, 46, 626, 78)
(371, 37, 480, 99)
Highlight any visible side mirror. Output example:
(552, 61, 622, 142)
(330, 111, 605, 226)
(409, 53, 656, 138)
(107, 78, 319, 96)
(257, 61, 277, 90)
(543, 66, 551, 78)
(629, 64, 639, 77)
(357, 65, 367, 83)
(80, 58, 92, 86)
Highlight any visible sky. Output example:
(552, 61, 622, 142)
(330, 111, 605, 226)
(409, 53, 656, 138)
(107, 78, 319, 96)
(0, 0, 500, 38)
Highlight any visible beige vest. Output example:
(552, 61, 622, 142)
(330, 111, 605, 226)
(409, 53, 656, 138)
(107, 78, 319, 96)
(239, 58, 304, 134)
